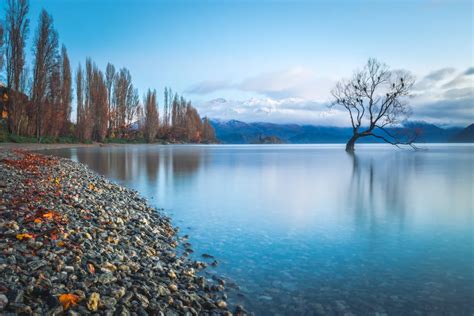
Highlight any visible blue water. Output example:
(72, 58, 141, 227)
(46, 144, 474, 315)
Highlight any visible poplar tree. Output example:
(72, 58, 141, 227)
(144, 89, 159, 142)
(31, 9, 58, 140)
(5, 0, 29, 134)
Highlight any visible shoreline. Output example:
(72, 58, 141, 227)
(0, 149, 244, 315)
(0, 142, 105, 151)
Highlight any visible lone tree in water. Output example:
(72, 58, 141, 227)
(331, 58, 417, 152)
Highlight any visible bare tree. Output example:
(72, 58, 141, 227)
(45, 59, 61, 136)
(78, 58, 108, 142)
(143, 89, 159, 142)
(126, 87, 139, 126)
(185, 102, 202, 142)
(331, 58, 417, 152)
(60, 44, 71, 135)
(163, 87, 170, 127)
(31, 9, 58, 140)
(0, 22, 4, 74)
(105, 62, 115, 134)
(202, 117, 216, 143)
(91, 66, 108, 141)
(75, 64, 83, 138)
(5, 0, 29, 134)
(113, 67, 137, 134)
(75, 63, 86, 141)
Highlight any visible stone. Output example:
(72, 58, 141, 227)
(28, 260, 47, 271)
(102, 296, 117, 309)
(114, 287, 126, 299)
(98, 273, 117, 284)
(168, 284, 178, 292)
(0, 150, 241, 315)
(87, 292, 100, 311)
(135, 293, 149, 308)
(102, 262, 117, 272)
(0, 294, 8, 311)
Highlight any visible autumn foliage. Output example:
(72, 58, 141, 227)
(59, 293, 80, 310)
(0, 0, 216, 144)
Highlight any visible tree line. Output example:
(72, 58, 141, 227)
(0, 0, 215, 143)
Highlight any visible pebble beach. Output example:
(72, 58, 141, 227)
(0, 149, 244, 315)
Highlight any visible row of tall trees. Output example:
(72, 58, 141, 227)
(139, 89, 216, 143)
(0, 0, 215, 144)
(74, 60, 215, 143)
(1, 0, 72, 139)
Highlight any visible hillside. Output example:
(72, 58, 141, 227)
(449, 124, 474, 143)
(210, 119, 466, 144)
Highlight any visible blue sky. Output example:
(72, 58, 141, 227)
(6, 0, 474, 125)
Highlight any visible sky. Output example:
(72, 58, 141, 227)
(3, 0, 474, 126)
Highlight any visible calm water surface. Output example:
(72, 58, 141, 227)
(46, 144, 474, 315)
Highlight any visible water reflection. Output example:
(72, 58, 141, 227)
(348, 151, 409, 236)
(44, 144, 474, 315)
(66, 146, 204, 186)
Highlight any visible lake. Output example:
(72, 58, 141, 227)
(44, 144, 474, 315)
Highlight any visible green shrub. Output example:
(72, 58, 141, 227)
(8, 134, 37, 143)
(7, 134, 81, 144)
(57, 136, 79, 144)
(0, 130, 7, 142)
(104, 137, 147, 144)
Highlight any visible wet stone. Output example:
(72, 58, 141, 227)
(0, 294, 8, 310)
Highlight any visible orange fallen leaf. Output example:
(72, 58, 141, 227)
(87, 263, 96, 274)
(57, 241, 65, 247)
(59, 293, 79, 310)
(16, 233, 34, 240)
(42, 212, 55, 220)
(34, 218, 42, 224)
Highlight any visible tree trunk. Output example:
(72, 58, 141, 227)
(345, 134, 359, 152)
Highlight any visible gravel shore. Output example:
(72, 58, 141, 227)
(0, 142, 102, 151)
(0, 150, 243, 315)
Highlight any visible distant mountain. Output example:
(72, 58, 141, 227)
(449, 124, 474, 143)
(210, 119, 466, 144)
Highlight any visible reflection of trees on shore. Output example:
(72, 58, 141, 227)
(76, 148, 136, 181)
(347, 152, 411, 234)
(171, 150, 202, 177)
(142, 150, 159, 183)
(73, 146, 204, 189)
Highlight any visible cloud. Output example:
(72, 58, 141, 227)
(464, 67, 474, 76)
(414, 67, 456, 90)
(237, 67, 333, 99)
(186, 67, 335, 101)
(196, 96, 350, 125)
(442, 75, 473, 89)
(443, 87, 473, 99)
(424, 67, 456, 81)
(410, 68, 474, 125)
(185, 80, 232, 94)
(190, 65, 473, 126)
(411, 98, 474, 125)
